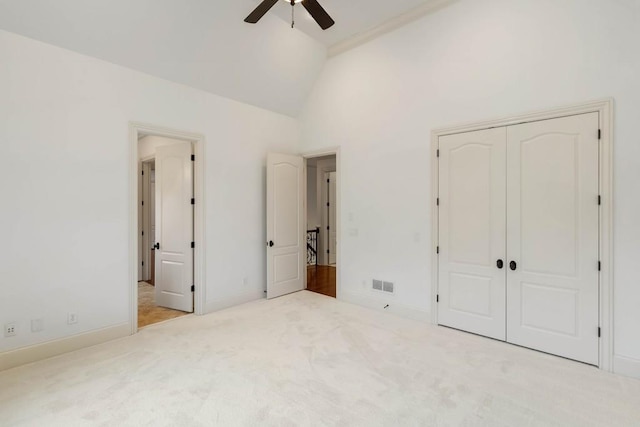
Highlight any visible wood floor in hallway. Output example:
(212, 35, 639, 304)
(306, 265, 336, 298)
(138, 281, 189, 328)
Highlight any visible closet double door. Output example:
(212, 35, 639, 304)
(437, 113, 600, 365)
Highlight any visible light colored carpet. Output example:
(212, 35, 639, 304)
(138, 281, 189, 328)
(1, 291, 639, 426)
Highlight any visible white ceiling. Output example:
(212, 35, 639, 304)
(0, 0, 452, 116)
(260, 0, 449, 51)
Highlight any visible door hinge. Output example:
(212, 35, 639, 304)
(436, 294, 439, 303)
(141, 200, 144, 206)
(598, 327, 601, 338)
(598, 129, 601, 140)
(436, 198, 440, 206)
(191, 241, 195, 249)
(437, 246, 440, 254)
(598, 261, 601, 271)
(327, 179, 330, 183)
(191, 154, 195, 161)
(142, 230, 144, 236)
(191, 198, 195, 205)
(327, 226, 330, 230)
(191, 285, 195, 292)
(142, 170, 144, 175)
(598, 195, 602, 205)
(141, 261, 144, 266)
(326, 249, 330, 254)
(437, 149, 440, 157)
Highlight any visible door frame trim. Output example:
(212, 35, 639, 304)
(129, 122, 206, 334)
(430, 99, 614, 371)
(302, 147, 341, 298)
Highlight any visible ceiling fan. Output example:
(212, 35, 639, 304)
(245, 0, 335, 30)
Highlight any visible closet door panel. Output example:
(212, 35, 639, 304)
(506, 113, 599, 365)
(438, 127, 507, 340)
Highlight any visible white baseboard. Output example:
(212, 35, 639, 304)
(204, 289, 265, 314)
(0, 323, 130, 372)
(339, 290, 431, 323)
(613, 354, 640, 380)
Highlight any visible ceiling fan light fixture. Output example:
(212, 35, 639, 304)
(245, 0, 335, 30)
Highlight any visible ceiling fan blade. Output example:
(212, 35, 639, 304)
(301, 0, 335, 30)
(245, 0, 279, 24)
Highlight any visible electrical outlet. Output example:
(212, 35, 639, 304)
(4, 323, 16, 337)
(67, 313, 78, 325)
(31, 319, 44, 333)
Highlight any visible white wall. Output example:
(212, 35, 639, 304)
(300, 0, 640, 376)
(0, 30, 298, 353)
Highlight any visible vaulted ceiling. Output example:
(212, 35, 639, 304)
(0, 0, 450, 116)
(260, 0, 453, 53)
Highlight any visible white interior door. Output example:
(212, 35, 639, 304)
(328, 171, 337, 265)
(266, 153, 305, 299)
(438, 127, 507, 340)
(506, 113, 600, 365)
(155, 143, 194, 313)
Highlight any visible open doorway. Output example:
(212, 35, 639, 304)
(265, 150, 339, 300)
(305, 154, 337, 298)
(130, 123, 206, 333)
(137, 134, 194, 328)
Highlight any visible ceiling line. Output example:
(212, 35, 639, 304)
(327, 0, 459, 57)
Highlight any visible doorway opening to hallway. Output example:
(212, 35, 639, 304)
(305, 155, 337, 298)
(130, 123, 206, 333)
(137, 135, 194, 328)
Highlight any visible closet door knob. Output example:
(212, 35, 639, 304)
(510, 261, 517, 271)
(496, 259, 504, 269)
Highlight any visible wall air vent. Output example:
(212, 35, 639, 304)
(383, 281, 394, 294)
(373, 279, 394, 294)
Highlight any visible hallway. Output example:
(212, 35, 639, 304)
(306, 265, 336, 298)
